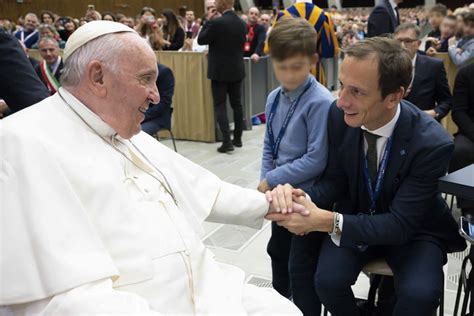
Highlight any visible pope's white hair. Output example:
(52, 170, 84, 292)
(61, 32, 146, 87)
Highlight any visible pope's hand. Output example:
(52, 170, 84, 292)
(266, 195, 335, 235)
(266, 184, 306, 214)
(265, 195, 317, 235)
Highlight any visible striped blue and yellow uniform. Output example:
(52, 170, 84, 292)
(266, 2, 339, 87)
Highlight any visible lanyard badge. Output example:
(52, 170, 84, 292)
(267, 80, 312, 165)
(362, 136, 393, 215)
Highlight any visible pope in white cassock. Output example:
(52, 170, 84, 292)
(0, 21, 303, 315)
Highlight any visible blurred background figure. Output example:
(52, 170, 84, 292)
(161, 9, 185, 50)
(15, 13, 39, 48)
(40, 10, 55, 26)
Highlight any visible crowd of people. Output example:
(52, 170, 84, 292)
(1, 0, 474, 315)
(2, 2, 474, 58)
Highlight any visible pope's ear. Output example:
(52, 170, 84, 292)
(86, 60, 107, 97)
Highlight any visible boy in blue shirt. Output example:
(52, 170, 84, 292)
(258, 17, 335, 315)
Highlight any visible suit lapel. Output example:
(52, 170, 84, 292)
(342, 127, 362, 206)
(384, 0, 398, 30)
(383, 102, 412, 202)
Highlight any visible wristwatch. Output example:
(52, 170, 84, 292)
(329, 212, 342, 236)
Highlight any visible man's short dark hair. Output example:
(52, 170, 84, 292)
(344, 37, 412, 99)
(268, 17, 317, 61)
(429, 4, 448, 17)
(394, 22, 421, 39)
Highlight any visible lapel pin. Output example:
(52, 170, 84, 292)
(400, 149, 406, 156)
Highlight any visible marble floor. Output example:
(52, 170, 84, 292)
(159, 125, 469, 315)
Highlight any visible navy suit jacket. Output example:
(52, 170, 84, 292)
(142, 63, 175, 130)
(367, 0, 399, 37)
(198, 10, 247, 82)
(0, 32, 49, 113)
(309, 101, 466, 253)
(404, 54, 451, 120)
(452, 63, 474, 142)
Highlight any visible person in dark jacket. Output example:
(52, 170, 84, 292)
(0, 30, 49, 115)
(198, 0, 247, 153)
(141, 63, 175, 135)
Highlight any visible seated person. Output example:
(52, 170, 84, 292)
(14, 13, 39, 48)
(424, 4, 447, 52)
(395, 23, 451, 121)
(141, 63, 174, 135)
(32, 24, 66, 49)
(34, 37, 63, 94)
(426, 15, 457, 55)
(267, 37, 466, 316)
(449, 11, 474, 67)
(0, 21, 302, 315)
(449, 62, 474, 216)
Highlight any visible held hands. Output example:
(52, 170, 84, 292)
(265, 184, 334, 236)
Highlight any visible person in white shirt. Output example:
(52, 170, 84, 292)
(0, 20, 304, 315)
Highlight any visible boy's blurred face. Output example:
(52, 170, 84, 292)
(429, 12, 444, 30)
(440, 17, 456, 38)
(272, 54, 316, 91)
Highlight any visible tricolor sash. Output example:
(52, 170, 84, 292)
(40, 58, 61, 94)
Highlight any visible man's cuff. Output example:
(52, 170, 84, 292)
(329, 214, 343, 246)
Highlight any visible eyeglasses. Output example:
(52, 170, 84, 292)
(395, 38, 419, 44)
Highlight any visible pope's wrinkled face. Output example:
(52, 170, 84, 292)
(104, 38, 160, 138)
(336, 55, 395, 130)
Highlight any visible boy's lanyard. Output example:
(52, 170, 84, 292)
(267, 80, 312, 164)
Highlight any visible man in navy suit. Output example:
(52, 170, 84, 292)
(266, 38, 466, 316)
(141, 63, 175, 135)
(395, 23, 451, 121)
(368, 0, 402, 37)
(449, 63, 474, 216)
(0, 30, 49, 114)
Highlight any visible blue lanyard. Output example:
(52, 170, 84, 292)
(267, 80, 312, 162)
(362, 135, 393, 215)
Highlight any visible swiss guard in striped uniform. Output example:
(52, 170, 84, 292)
(266, 0, 339, 87)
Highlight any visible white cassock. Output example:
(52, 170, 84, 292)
(0, 88, 301, 315)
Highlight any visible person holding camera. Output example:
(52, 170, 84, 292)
(161, 9, 185, 51)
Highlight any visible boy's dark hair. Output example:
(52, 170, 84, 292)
(429, 4, 448, 17)
(268, 17, 317, 61)
(344, 37, 412, 99)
